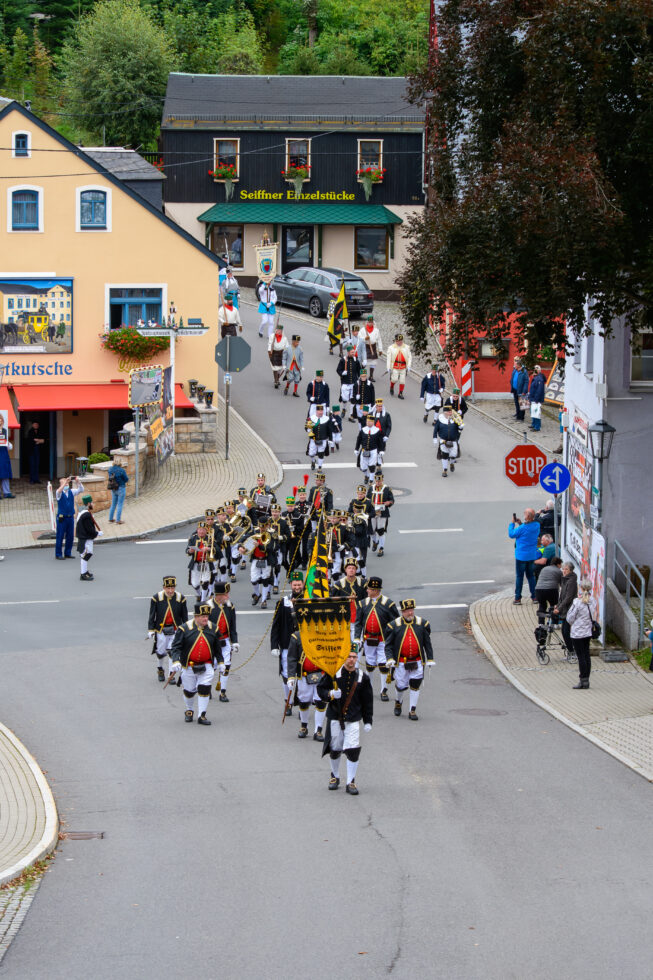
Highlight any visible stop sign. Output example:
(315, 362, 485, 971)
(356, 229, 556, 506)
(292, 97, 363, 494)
(504, 444, 547, 487)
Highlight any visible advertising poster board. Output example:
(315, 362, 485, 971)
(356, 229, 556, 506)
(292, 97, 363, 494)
(0, 278, 73, 354)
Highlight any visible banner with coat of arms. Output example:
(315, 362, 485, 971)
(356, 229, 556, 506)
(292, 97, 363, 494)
(254, 243, 278, 283)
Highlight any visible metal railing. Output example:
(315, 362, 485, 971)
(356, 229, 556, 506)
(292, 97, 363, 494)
(612, 539, 646, 641)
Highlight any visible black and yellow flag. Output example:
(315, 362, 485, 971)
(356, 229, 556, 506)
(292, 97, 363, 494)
(327, 280, 348, 348)
(297, 509, 350, 676)
(304, 509, 329, 599)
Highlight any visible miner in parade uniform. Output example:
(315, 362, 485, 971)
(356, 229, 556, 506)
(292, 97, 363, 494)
(256, 280, 277, 337)
(169, 603, 224, 726)
(282, 334, 304, 397)
(420, 364, 446, 424)
(354, 576, 399, 697)
(76, 494, 102, 581)
(308, 472, 333, 529)
(363, 315, 383, 380)
(348, 485, 374, 576)
(270, 570, 304, 713)
(249, 472, 274, 525)
(433, 404, 462, 477)
(355, 413, 384, 483)
(268, 322, 290, 389)
(241, 522, 276, 608)
(386, 333, 412, 399)
(207, 582, 239, 702)
(306, 369, 330, 420)
(328, 404, 343, 451)
(282, 495, 306, 573)
(370, 397, 392, 461)
(332, 557, 367, 641)
(353, 368, 375, 423)
(148, 575, 188, 682)
(367, 470, 394, 557)
(294, 485, 311, 568)
(336, 344, 361, 421)
(286, 628, 328, 742)
(317, 649, 374, 795)
(305, 403, 334, 471)
(385, 599, 434, 720)
(218, 291, 242, 337)
(186, 520, 213, 599)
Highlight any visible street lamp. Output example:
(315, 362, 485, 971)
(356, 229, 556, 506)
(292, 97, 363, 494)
(588, 419, 616, 530)
(117, 429, 130, 449)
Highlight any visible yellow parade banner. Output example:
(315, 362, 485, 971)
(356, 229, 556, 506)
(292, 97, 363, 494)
(295, 598, 351, 677)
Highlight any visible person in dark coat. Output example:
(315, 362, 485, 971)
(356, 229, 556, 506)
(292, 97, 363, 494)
(76, 495, 101, 581)
(169, 604, 224, 725)
(433, 405, 462, 477)
(444, 388, 468, 416)
(510, 358, 529, 421)
(528, 365, 546, 432)
(554, 561, 578, 656)
(55, 475, 84, 558)
(384, 599, 434, 720)
(317, 649, 374, 795)
(271, 570, 304, 712)
(148, 575, 188, 682)
(27, 420, 45, 483)
(0, 438, 14, 498)
(207, 582, 239, 702)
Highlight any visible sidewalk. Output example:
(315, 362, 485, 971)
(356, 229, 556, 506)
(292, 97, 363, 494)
(471, 589, 653, 782)
(0, 396, 282, 551)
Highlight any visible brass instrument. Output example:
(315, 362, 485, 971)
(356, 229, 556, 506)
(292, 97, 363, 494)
(226, 511, 253, 546)
(352, 501, 369, 526)
(206, 525, 216, 563)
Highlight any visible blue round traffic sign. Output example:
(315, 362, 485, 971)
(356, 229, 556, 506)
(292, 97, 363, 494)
(539, 461, 571, 495)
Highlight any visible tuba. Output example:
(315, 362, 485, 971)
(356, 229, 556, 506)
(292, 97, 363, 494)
(226, 511, 252, 546)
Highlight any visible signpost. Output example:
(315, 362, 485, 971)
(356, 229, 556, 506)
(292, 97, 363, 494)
(504, 444, 547, 488)
(129, 365, 164, 499)
(137, 313, 208, 453)
(214, 335, 251, 460)
(539, 461, 571, 555)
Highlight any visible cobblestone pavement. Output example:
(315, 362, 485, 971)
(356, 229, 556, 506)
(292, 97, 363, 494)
(0, 881, 41, 965)
(0, 396, 282, 551)
(471, 589, 653, 781)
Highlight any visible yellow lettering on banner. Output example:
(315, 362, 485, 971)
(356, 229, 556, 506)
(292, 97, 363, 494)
(299, 618, 351, 676)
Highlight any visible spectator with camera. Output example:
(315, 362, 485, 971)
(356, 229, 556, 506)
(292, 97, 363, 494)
(55, 475, 84, 560)
(508, 508, 541, 605)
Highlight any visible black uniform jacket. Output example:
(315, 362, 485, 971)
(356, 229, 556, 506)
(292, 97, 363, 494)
(170, 619, 224, 668)
(76, 509, 99, 551)
(306, 379, 330, 405)
(148, 591, 188, 632)
(286, 629, 323, 681)
(337, 356, 361, 385)
(354, 378, 375, 408)
(355, 427, 384, 454)
(371, 410, 392, 441)
(186, 531, 213, 569)
(207, 598, 238, 643)
(317, 666, 374, 751)
(366, 484, 395, 518)
(385, 615, 433, 664)
(270, 595, 299, 651)
(354, 595, 400, 642)
(308, 484, 333, 513)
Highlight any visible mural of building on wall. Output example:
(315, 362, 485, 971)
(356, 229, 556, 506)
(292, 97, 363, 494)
(0, 278, 73, 354)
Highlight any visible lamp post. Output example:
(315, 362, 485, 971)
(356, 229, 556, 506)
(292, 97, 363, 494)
(588, 419, 616, 530)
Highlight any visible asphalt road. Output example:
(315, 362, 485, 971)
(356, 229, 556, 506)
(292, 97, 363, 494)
(1, 302, 650, 979)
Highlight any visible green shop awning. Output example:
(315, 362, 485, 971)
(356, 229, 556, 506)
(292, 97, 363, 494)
(197, 202, 402, 226)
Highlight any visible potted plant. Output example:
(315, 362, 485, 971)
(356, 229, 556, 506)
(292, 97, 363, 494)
(282, 163, 311, 198)
(100, 326, 170, 361)
(356, 165, 386, 201)
(208, 161, 238, 201)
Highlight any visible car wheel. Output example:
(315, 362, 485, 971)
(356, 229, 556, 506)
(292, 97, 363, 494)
(308, 296, 323, 318)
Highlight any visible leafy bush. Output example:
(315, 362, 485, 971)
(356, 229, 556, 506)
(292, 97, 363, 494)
(88, 453, 111, 466)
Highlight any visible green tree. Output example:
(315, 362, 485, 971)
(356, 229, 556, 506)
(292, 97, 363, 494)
(31, 25, 54, 115)
(3, 27, 30, 100)
(399, 0, 653, 359)
(60, 0, 175, 146)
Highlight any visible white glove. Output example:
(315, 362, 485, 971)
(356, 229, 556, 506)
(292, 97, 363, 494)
(97, 530, 104, 537)
(271, 647, 280, 657)
(364, 723, 372, 732)
(219, 663, 227, 675)
(147, 631, 155, 639)
(286, 677, 296, 692)
(427, 660, 435, 667)
(170, 661, 182, 676)
(330, 688, 342, 700)
(385, 659, 395, 669)
(232, 643, 239, 654)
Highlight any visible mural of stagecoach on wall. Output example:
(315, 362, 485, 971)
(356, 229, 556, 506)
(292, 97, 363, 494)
(0, 278, 73, 353)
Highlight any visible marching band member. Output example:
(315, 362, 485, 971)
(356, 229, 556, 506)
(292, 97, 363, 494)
(186, 520, 213, 600)
(420, 364, 446, 424)
(240, 524, 276, 609)
(355, 413, 384, 483)
(294, 485, 311, 568)
(328, 404, 343, 452)
(147, 575, 188, 682)
(308, 472, 333, 529)
(433, 403, 462, 477)
(317, 648, 374, 795)
(286, 628, 328, 742)
(268, 322, 289, 389)
(169, 603, 223, 726)
(386, 333, 412, 399)
(363, 314, 383, 381)
(306, 369, 330, 420)
(270, 570, 304, 714)
(269, 502, 290, 594)
(367, 470, 394, 557)
(353, 368, 375, 423)
(336, 344, 361, 421)
(249, 472, 274, 525)
(354, 576, 399, 698)
(282, 334, 304, 397)
(347, 486, 375, 577)
(370, 397, 392, 461)
(385, 599, 434, 720)
(332, 557, 367, 641)
(282, 495, 307, 573)
(305, 403, 334, 472)
(224, 499, 242, 581)
(208, 582, 239, 703)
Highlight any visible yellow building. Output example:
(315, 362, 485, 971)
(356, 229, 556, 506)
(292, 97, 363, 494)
(0, 101, 223, 477)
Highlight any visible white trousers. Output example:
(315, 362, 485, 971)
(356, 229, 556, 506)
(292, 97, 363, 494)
(180, 662, 215, 691)
(250, 561, 270, 585)
(297, 677, 320, 703)
(359, 450, 378, 476)
(363, 640, 386, 666)
(259, 313, 275, 335)
(80, 538, 94, 574)
(390, 368, 407, 385)
(190, 566, 212, 590)
(308, 439, 328, 460)
(424, 391, 442, 412)
(340, 383, 354, 404)
(394, 660, 424, 690)
(329, 720, 360, 752)
(155, 632, 175, 657)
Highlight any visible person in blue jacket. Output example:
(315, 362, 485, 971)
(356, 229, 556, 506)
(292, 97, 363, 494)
(108, 462, 129, 524)
(528, 365, 545, 431)
(510, 358, 529, 421)
(55, 474, 84, 559)
(509, 508, 541, 604)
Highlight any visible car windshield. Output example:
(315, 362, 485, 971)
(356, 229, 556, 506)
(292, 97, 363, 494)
(344, 279, 369, 291)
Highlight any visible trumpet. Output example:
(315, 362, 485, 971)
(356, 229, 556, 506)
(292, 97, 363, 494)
(206, 525, 216, 563)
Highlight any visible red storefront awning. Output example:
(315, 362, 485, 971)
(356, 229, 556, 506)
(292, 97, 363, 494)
(0, 386, 19, 428)
(11, 383, 193, 412)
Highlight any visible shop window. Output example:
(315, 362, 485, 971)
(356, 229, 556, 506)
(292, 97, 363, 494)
(211, 225, 244, 267)
(80, 190, 107, 229)
(212, 139, 240, 180)
(354, 227, 389, 270)
(109, 287, 163, 329)
(358, 140, 383, 171)
(479, 338, 510, 358)
(9, 188, 41, 231)
(12, 132, 30, 158)
(631, 328, 653, 383)
(286, 139, 311, 173)
(77, 185, 111, 232)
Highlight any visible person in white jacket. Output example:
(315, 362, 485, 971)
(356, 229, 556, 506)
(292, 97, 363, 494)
(565, 580, 597, 689)
(386, 334, 412, 399)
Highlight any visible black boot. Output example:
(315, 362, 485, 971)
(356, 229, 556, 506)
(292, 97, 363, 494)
(573, 679, 590, 689)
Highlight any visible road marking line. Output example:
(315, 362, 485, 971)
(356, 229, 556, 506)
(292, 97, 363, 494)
(422, 580, 495, 586)
(134, 539, 188, 545)
(0, 599, 60, 605)
(283, 462, 418, 470)
(398, 528, 463, 534)
(417, 603, 468, 610)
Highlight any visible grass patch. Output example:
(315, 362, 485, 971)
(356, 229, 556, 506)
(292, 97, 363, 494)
(0, 853, 55, 892)
(633, 646, 652, 671)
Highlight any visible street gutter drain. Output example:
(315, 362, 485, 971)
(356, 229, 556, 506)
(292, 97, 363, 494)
(60, 831, 105, 840)
(448, 708, 508, 716)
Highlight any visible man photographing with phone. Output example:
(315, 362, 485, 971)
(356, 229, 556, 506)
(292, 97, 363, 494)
(55, 474, 84, 560)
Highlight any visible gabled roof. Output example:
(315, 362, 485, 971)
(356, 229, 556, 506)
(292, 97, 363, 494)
(83, 148, 165, 182)
(0, 102, 221, 267)
(162, 73, 424, 130)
